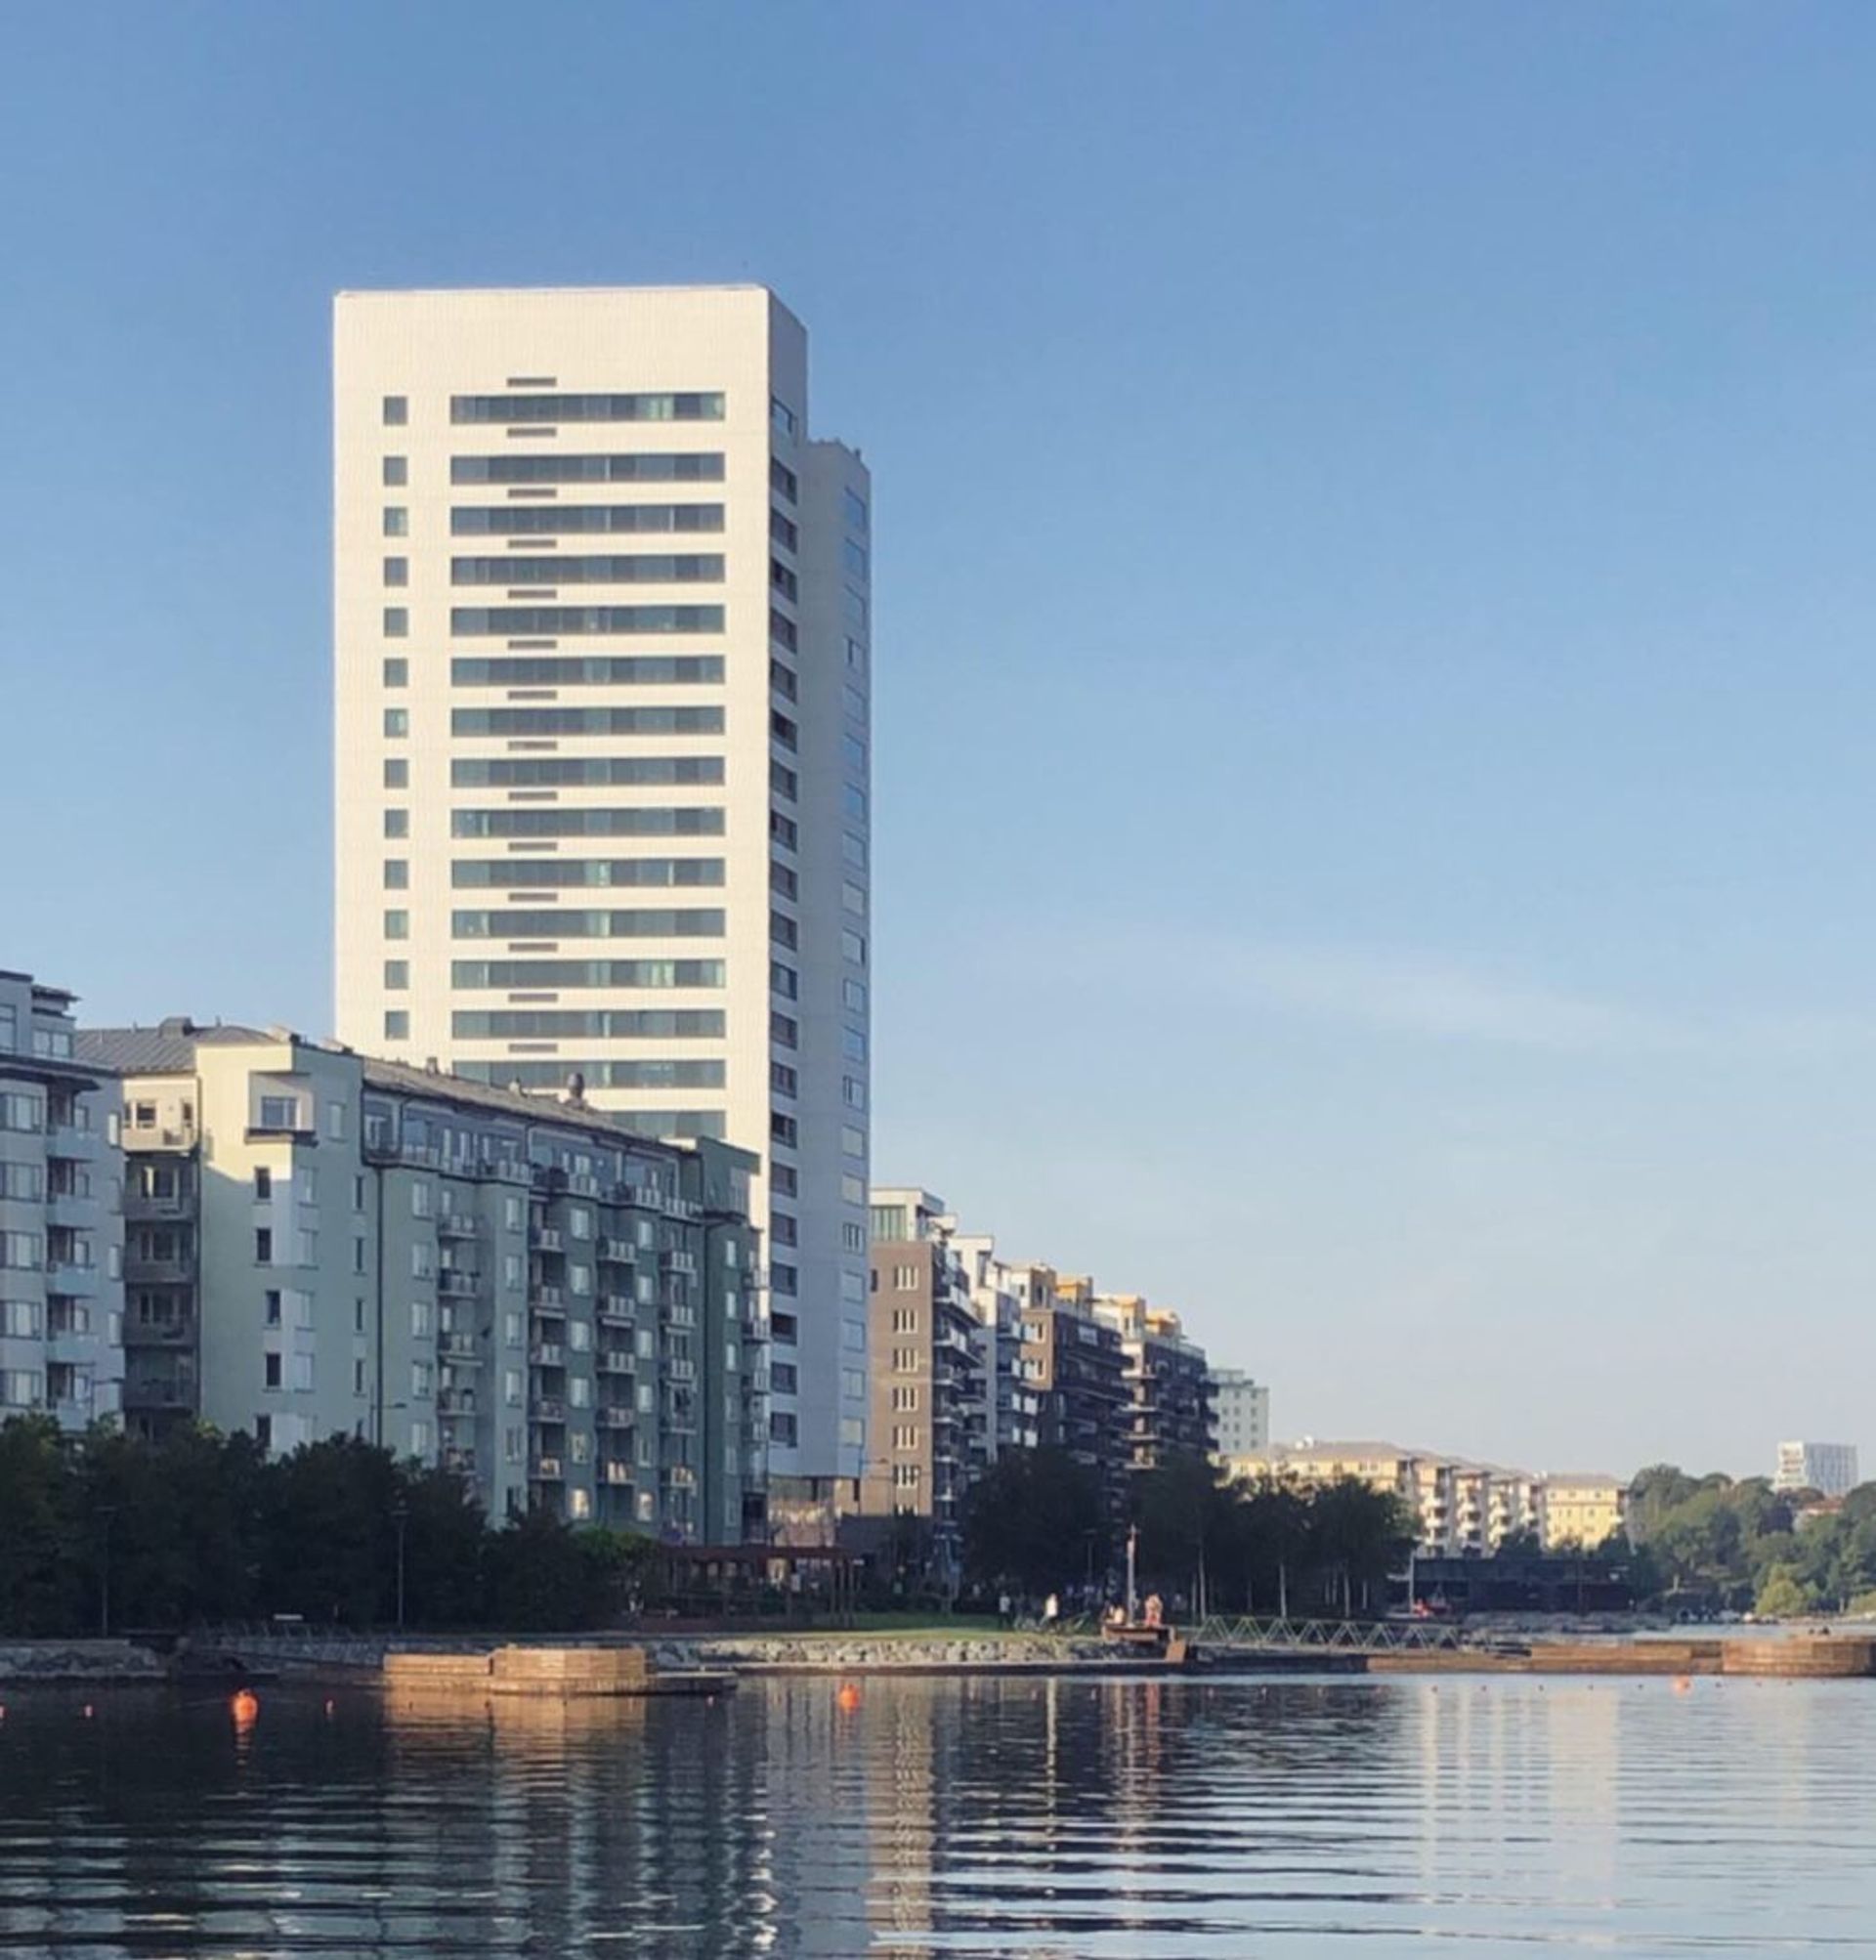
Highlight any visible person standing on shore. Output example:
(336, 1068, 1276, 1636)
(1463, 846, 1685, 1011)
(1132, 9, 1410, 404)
(998, 1591, 1012, 1629)
(1043, 1593, 1060, 1630)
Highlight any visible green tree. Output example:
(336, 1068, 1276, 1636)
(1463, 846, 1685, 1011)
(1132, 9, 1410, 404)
(0, 1417, 80, 1635)
(962, 1447, 1106, 1597)
(1308, 1476, 1413, 1617)
(1755, 1564, 1813, 1620)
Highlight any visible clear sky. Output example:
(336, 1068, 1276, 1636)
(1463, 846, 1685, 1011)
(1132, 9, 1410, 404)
(4, 2, 1874, 1479)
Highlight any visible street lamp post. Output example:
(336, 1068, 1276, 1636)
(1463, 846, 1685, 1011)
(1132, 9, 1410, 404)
(392, 1497, 408, 1632)
(98, 1505, 117, 1638)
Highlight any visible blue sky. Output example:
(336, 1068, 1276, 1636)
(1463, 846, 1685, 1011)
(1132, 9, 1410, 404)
(4, 3, 1874, 1476)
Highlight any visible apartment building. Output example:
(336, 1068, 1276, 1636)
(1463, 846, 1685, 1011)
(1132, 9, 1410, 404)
(0, 971, 123, 1430)
(1537, 1474, 1630, 1551)
(863, 1189, 983, 1569)
(1232, 1441, 1610, 1556)
(1013, 1268, 1130, 1517)
(1210, 1368, 1270, 1459)
(80, 1019, 763, 1542)
(1090, 1293, 1214, 1470)
(1774, 1441, 1859, 1499)
(332, 285, 872, 1489)
(947, 1228, 1041, 1463)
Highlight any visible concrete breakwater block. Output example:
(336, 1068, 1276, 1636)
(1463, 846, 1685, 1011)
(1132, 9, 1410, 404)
(384, 1645, 653, 1697)
(1721, 1637, 1876, 1678)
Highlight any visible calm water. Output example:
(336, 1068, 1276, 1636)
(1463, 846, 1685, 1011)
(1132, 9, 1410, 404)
(1, 1673, 1873, 1956)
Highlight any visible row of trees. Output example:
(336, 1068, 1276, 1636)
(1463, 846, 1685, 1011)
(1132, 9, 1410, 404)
(962, 1447, 1414, 1615)
(1626, 1464, 1876, 1617)
(0, 1418, 655, 1638)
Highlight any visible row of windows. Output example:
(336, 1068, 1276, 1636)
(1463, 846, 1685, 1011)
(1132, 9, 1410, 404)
(452, 959, 724, 989)
(451, 656, 723, 687)
(451, 806, 724, 838)
(450, 393, 725, 424)
(452, 706, 724, 738)
(452, 1009, 725, 1040)
(452, 452, 725, 484)
(451, 857, 724, 888)
(452, 554, 724, 584)
(452, 909, 725, 939)
(452, 756, 725, 788)
(452, 606, 724, 636)
(451, 503, 724, 535)
(449, 1069, 727, 1132)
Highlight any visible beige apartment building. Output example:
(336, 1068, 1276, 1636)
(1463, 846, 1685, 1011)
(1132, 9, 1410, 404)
(80, 1019, 763, 1542)
(332, 285, 872, 1489)
(1536, 1474, 1629, 1551)
(0, 971, 123, 1430)
(1089, 1293, 1215, 1470)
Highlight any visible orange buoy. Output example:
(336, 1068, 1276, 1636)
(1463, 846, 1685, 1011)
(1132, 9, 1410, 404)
(1672, 1677, 1692, 1694)
(835, 1682, 861, 1711)
(232, 1689, 260, 1730)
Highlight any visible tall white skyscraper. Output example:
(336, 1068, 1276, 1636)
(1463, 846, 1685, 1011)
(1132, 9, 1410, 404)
(332, 286, 873, 1487)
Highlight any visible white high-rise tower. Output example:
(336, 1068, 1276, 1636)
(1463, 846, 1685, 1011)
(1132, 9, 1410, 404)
(333, 286, 873, 1490)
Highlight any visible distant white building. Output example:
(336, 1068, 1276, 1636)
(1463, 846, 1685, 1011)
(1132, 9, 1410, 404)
(1774, 1441, 1859, 1499)
(1211, 1367, 1270, 1459)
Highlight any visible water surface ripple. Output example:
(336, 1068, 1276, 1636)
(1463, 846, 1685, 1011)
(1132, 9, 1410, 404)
(0, 1674, 1871, 1956)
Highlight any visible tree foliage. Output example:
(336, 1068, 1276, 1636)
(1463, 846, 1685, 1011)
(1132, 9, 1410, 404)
(962, 1447, 1414, 1615)
(1628, 1464, 1876, 1615)
(0, 1417, 655, 1637)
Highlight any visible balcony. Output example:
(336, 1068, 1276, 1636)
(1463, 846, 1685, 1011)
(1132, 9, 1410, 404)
(599, 1298, 635, 1326)
(46, 1124, 96, 1161)
(438, 1269, 479, 1299)
(661, 1249, 698, 1275)
(122, 1117, 196, 1153)
(124, 1188, 191, 1222)
(597, 1238, 635, 1264)
(46, 1262, 99, 1297)
(443, 1446, 477, 1475)
(597, 1351, 634, 1375)
(46, 1191, 96, 1228)
(438, 1213, 477, 1240)
(597, 1405, 634, 1431)
(531, 1225, 564, 1254)
(602, 1462, 634, 1487)
(125, 1316, 194, 1347)
(438, 1387, 476, 1416)
(125, 1379, 195, 1412)
(439, 1332, 480, 1361)
(530, 1285, 564, 1311)
(531, 1455, 564, 1480)
(532, 1397, 567, 1423)
(529, 1342, 565, 1367)
(125, 1252, 194, 1284)
(665, 1357, 696, 1382)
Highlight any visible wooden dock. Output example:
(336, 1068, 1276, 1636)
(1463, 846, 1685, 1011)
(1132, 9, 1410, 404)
(1371, 1636, 1876, 1679)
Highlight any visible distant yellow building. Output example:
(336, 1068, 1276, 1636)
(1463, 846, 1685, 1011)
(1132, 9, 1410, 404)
(1538, 1475, 1629, 1550)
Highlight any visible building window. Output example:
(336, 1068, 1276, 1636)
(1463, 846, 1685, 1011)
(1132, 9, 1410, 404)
(383, 860, 408, 889)
(254, 1168, 272, 1200)
(382, 659, 407, 688)
(384, 758, 408, 788)
(383, 557, 408, 587)
(383, 396, 407, 426)
(383, 455, 407, 486)
(263, 1351, 282, 1389)
(383, 507, 407, 536)
(264, 1289, 281, 1326)
(254, 1228, 273, 1264)
(384, 1011, 409, 1041)
(384, 959, 408, 989)
(384, 910, 408, 939)
(383, 608, 408, 637)
(384, 809, 408, 838)
(383, 708, 408, 738)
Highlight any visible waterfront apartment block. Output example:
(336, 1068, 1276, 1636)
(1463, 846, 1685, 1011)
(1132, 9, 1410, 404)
(0, 971, 123, 1431)
(1210, 1367, 1270, 1459)
(863, 1189, 983, 1569)
(1774, 1440, 1860, 1499)
(1229, 1442, 1619, 1556)
(946, 1229, 1041, 1464)
(79, 1019, 763, 1542)
(1089, 1293, 1215, 1470)
(1535, 1474, 1630, 1551)
(332, 285, 873, 1487)
(1017, 1269, 1130, 1516)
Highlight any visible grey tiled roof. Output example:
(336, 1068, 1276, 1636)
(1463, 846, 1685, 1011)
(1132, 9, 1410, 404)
(76, 1023, 274, 1074)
